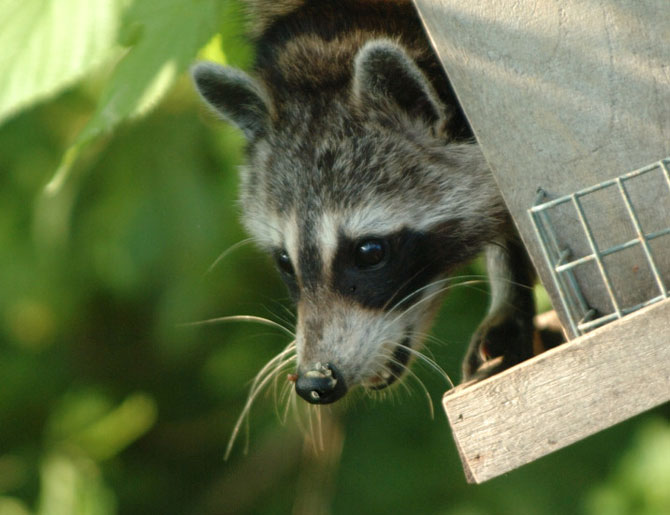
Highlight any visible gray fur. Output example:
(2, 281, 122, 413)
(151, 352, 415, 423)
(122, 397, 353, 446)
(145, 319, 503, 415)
(191, 63, 271, 140)
(193, 0, 536, 400)
(353, 40, 445, 127)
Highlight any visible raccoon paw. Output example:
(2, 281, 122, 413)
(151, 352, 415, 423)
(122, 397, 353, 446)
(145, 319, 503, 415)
(461, 310, 535, 383)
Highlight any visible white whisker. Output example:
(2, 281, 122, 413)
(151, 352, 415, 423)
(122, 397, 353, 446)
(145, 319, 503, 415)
(291, 390, 311, 441)
(377, 347, 435, 419)
(262, 305, 297, 334)
(386, 279, 487, 329)
(406, 330, 446, 349)
(306, 405, 318, 453)
(179, 314, 295, 338)
(398, 341, 454, 390)
(272, 357, 298, 419)
(225, 342, 296, 460)
(315, 405, 324, 452)
(248, 342, 296, 396)
(383, 274, 488, 319)
(206, 238, 255, 275)
(225, 366, 280, 460)
(280, 380, 294, 424)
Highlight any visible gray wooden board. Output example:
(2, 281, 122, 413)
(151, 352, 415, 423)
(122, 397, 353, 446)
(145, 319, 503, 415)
(443, 298, 670, 483)
(414, 0, 670, 338)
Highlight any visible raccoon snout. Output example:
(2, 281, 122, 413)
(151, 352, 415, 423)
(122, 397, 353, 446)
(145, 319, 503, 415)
(295, 362, 347, 404)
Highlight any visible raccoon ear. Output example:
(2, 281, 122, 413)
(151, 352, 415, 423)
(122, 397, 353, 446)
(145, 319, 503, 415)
(191, 62, 271, 140)
(353, 40, 444, 127)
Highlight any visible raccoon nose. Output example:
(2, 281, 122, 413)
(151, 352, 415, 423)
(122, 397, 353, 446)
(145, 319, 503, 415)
(295, 363, 347, 404)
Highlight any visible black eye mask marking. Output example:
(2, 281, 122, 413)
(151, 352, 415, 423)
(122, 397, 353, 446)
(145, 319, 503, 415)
(330, 226, 474, 311)
(277, 249, 295, 276)
(273, 217, 324, 301)
(354, 238, 388, 269)
(274, 249, 299, 300)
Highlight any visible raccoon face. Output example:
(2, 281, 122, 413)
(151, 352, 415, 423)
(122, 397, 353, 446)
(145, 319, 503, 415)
(193, 40, 501, 404)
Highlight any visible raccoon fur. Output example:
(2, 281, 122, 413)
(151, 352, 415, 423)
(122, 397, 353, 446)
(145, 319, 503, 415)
(192, 0, 536, 404)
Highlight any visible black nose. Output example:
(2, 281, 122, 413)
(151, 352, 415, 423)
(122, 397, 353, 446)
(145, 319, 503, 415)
(295, 363, 347, 404)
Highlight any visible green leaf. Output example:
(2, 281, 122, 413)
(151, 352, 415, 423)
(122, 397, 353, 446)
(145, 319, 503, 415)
(0, 0, 122, 125)
(585, 419, 670, 515)
(37, 453, 116, 515)
(0, 497, 31, 515)
(47, 390, 159, 462)
(69, 393, 159, 461)
(45, 0, 223, 195)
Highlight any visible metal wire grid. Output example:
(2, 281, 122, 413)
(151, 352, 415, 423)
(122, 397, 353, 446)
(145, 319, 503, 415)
(529, 157, 670, 336)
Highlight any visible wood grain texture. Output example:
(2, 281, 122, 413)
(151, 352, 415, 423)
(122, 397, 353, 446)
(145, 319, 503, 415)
(443, 298, 670, 483)
(413, 0, 670, 337)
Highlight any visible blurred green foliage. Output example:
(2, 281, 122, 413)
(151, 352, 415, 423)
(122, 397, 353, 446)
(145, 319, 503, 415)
(1, 1, 668, 514)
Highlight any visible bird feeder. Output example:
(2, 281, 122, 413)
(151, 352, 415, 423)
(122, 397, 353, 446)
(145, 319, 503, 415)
(413, 0, 670, 483)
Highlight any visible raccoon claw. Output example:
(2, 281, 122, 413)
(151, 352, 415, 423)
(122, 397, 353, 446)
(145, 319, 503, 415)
(462, 311, 534, 383)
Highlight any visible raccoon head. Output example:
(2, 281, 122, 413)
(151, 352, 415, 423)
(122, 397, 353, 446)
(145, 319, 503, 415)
(193, 40, 504, 404)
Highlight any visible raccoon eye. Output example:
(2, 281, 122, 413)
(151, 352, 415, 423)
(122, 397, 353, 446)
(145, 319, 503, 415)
(355, 239, 388, 269)
(276, 250, 295, 276)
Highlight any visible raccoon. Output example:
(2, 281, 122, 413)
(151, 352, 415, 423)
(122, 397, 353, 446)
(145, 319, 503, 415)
(192, 0, 536, 405)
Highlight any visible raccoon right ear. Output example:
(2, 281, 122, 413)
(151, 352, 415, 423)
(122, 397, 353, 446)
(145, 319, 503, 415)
(191, 62, 271, 140)
(352, 40, 445, 129)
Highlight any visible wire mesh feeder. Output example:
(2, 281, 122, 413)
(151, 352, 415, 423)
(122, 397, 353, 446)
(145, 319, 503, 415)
(529, 157, 670, 336)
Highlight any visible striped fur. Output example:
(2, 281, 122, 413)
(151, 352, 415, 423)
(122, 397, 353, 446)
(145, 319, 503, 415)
(193, 0, 536, 401)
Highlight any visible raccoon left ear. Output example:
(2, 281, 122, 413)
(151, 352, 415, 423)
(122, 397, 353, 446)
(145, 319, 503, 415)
(191, 62, 271, 140)
(353, 40, 445, 128)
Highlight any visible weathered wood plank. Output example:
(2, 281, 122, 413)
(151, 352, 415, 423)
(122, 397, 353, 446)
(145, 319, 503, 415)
(414, 0, 670, 338)
(443, 298, 670, 483)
